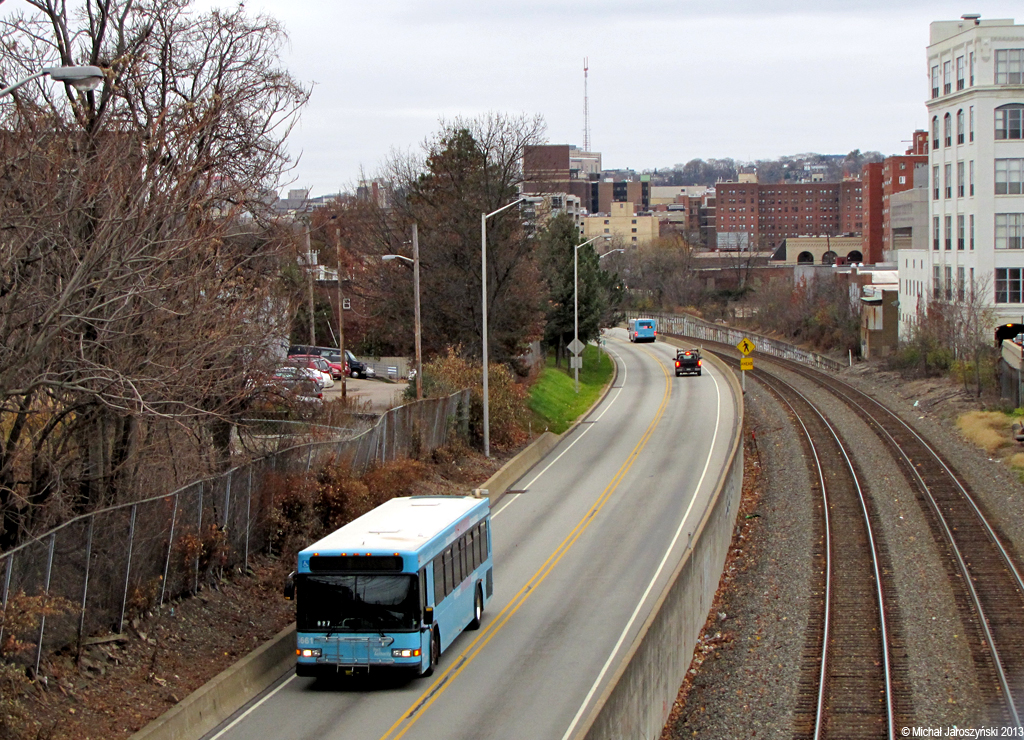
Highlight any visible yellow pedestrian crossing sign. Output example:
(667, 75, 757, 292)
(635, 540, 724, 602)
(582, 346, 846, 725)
(736, 338, 755, 356)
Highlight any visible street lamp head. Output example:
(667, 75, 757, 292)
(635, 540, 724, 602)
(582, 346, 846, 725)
(45, 66, 104, 92)
(382, 254, 413, 265)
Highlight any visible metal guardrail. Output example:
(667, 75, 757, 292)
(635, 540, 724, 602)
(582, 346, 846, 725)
(0, 390, 470, 675)
(629, 311, 844, 373)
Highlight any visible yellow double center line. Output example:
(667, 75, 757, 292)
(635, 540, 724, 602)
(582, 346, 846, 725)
(380, 344, 671, 740)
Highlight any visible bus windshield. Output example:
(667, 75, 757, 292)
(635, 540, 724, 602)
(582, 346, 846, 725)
(297, 574, 418, 632)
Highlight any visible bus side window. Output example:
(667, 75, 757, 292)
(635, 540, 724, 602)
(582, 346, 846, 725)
(420, 568, 429, 610)
(454, 539, 464, 585)
(467, 529, 477, 571)
(433, 554, 444, 603)
(443, 548, 454, 597)
(480, 522, 489, 559)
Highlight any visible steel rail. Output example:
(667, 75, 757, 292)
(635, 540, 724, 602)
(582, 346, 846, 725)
(719, 353, 894, 739)
(773, 361, 1024, 727)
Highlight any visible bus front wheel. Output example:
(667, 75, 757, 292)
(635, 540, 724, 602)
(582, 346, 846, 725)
(468, 585, 483, 630)
(423, 628, 439, 677)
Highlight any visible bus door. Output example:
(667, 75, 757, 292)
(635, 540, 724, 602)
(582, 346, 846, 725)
(420, 566, 432, 658)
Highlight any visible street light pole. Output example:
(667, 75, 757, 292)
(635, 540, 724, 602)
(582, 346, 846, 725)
(411, 224, 423, 401)
(0, 66, 105, 98)
(382, 226, 422, 400)
(481, 196, 530, 458)
(573, 234, 610, 393)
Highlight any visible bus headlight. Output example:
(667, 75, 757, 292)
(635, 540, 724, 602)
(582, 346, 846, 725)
(391, 648, 421, 658)
(298, 648, 322, 658)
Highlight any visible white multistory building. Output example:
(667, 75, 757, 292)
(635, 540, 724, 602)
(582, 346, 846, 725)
(899, 15, 1024, 338)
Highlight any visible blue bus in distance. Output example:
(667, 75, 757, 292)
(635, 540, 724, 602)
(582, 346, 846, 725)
(287, 495, 493, 678)
(627, 318, 657, 343)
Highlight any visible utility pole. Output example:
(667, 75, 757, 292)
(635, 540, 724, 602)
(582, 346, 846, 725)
(336, 224, 346, 398)
(306, 225, 316, 348)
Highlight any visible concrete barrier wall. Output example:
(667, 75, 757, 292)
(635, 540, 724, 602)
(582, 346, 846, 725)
(129, 623, 296, 740)
(576, 348, 744, 739)
(479, 431, 562, 505)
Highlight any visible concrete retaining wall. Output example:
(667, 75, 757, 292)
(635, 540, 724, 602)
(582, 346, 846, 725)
(575, 347, 744, 739)
(479, 431, 561, 505)
(129, 623, 296, 740)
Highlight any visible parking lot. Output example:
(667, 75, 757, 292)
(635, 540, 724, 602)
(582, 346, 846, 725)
(323, 377, 409, 413)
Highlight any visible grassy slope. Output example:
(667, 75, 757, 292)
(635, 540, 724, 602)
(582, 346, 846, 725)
(528, 343, 614, 434)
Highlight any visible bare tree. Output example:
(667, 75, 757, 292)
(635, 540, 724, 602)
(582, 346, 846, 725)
(0, 0, 309, 546)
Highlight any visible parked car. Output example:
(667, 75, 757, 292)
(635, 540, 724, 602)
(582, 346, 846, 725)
(284, 355, 335, 388)
(318, 350, 349, 380)
(345, 350, 375, 379)
(255, 366, 324, 407)
(287, 345, 373, 379)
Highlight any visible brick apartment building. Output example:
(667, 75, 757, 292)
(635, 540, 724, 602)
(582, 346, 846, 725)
(714, 180, 864, 251)
(860, 130, 930, 264)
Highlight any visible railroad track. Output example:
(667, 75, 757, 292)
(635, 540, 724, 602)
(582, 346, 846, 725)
(716, 355, 898, 739)
(766, 354, 1024, 728)
(686, 334, 1024, 728)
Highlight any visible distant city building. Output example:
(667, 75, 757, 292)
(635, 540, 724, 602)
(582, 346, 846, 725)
(898, 15, 1024, 335)
(272, 188, 345, 216)
(713, 181, 863, 251)
(521, 192, 584, 232)
(523, 144, 652, 215)
(582, 201, 659, 247)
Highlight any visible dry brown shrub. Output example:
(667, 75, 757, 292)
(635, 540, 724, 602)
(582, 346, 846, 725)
(0, 592, 75, 660)
(1008, 452, 1024, 469)
(267, 458, 428, 558)
(420, 347, 531, 451)
(956, 411, 1010, 454)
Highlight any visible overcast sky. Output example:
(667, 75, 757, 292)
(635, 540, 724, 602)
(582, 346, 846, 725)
(5, 1, 1022, 196)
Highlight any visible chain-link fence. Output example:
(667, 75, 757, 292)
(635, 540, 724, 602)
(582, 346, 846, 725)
(0, 389, 469, 675)
(629, 311, 844, 372)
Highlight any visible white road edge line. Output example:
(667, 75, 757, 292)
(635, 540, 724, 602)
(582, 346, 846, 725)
(559, 367, 724, 740)
(207, 673, 297, 740)
(492, 344, 626, 520)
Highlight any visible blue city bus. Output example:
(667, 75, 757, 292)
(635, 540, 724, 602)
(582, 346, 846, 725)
(286, 495, 493, 678)
(627, 317, 657, 343)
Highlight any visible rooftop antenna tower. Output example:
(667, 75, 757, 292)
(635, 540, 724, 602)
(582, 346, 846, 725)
(583, 57, 590, 152)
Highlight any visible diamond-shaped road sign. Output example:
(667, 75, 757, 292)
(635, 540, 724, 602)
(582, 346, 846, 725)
(568, 338, 586, 355)
(736, 338, 755, 356)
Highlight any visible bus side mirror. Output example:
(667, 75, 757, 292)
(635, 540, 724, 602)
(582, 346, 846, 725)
(423, 606, 434, 626)
(283, 571, 296, 600)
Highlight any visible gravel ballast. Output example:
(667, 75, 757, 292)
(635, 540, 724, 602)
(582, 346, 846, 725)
(662, 358, 1024, 738)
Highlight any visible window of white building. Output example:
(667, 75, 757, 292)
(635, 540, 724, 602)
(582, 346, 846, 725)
(995, 159, 1024, 194)
(996, 268, 1024, 303)
(995, 49, 1024, 84)
(995, 213, 1024, 249)
(995, 104, 1024, 140)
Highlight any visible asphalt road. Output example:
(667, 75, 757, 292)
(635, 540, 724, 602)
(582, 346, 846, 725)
(204, 330, 739, 740)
